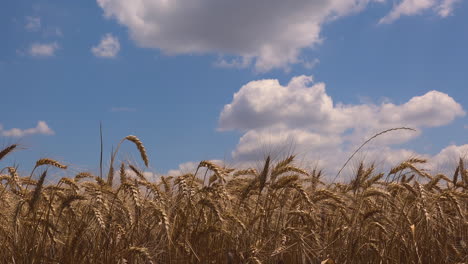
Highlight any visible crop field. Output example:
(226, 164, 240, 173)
(0, 135, 467, 264)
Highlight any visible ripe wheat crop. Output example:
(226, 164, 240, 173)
(0, 136, 466, 264)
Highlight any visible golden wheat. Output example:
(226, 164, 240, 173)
(35, 158, 67, 169)
(124, 135, 149, 167)
(0, 136, 466, 264)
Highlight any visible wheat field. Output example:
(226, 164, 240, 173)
(0, 136, 466, 264)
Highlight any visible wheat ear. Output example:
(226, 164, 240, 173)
(124, 135, 149, 167)
(0, 144, 17, 161)
(35, 158, 67, 169)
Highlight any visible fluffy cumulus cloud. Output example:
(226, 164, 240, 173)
(0, 121, 55, 137)
(91, 33, 120, 58)
(96, 0, 459, 71)
(96, 0, 374, 72)
(218, 75, 465, 176)
(29, 42, 59, 57)
(219, 75, 464, 133)
(380, 0, 460, 23)
(427, 144, 468, 171)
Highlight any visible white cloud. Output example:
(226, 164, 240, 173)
(214, 57, 252, 69)
(0, 121, 55, 137)
(96, 0, 462, 70)
(91, 33, 120, 58)
(231, 126, 343, 161)
(379, 0, 460, 23)
(29, 42, 59, 57)
(96, 0, 376, 72)
(426, 144, 468, 172)
(219, 75, 464, 133)
(167, 161, 200, 176)
(218, 75, 465, 177)
(302, 58, 320, 70)
(25, 16, 41, 31)
(435, 0, 460, 17)
(96, 0, 463, 70)
(25, 16, 63, 37)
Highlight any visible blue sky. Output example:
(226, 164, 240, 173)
(1, 0, 468, 178)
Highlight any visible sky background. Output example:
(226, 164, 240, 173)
(1, 0, 468, 179)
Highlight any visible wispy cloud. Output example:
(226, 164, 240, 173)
(379, 0, 461, 24)
(301, 58, 320, 70)
(25, 16, 41, 31)
(214, 57, 252, 69)
(110, 107, 136, 112)
(29, 42, 59, 57)
(0, 121, 55, 137)
(25, 15, 62, 37)
(436, 0, 461, 17)
(91, 33, 120, 58)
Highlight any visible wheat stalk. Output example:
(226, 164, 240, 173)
(334, 127, 416, 181)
